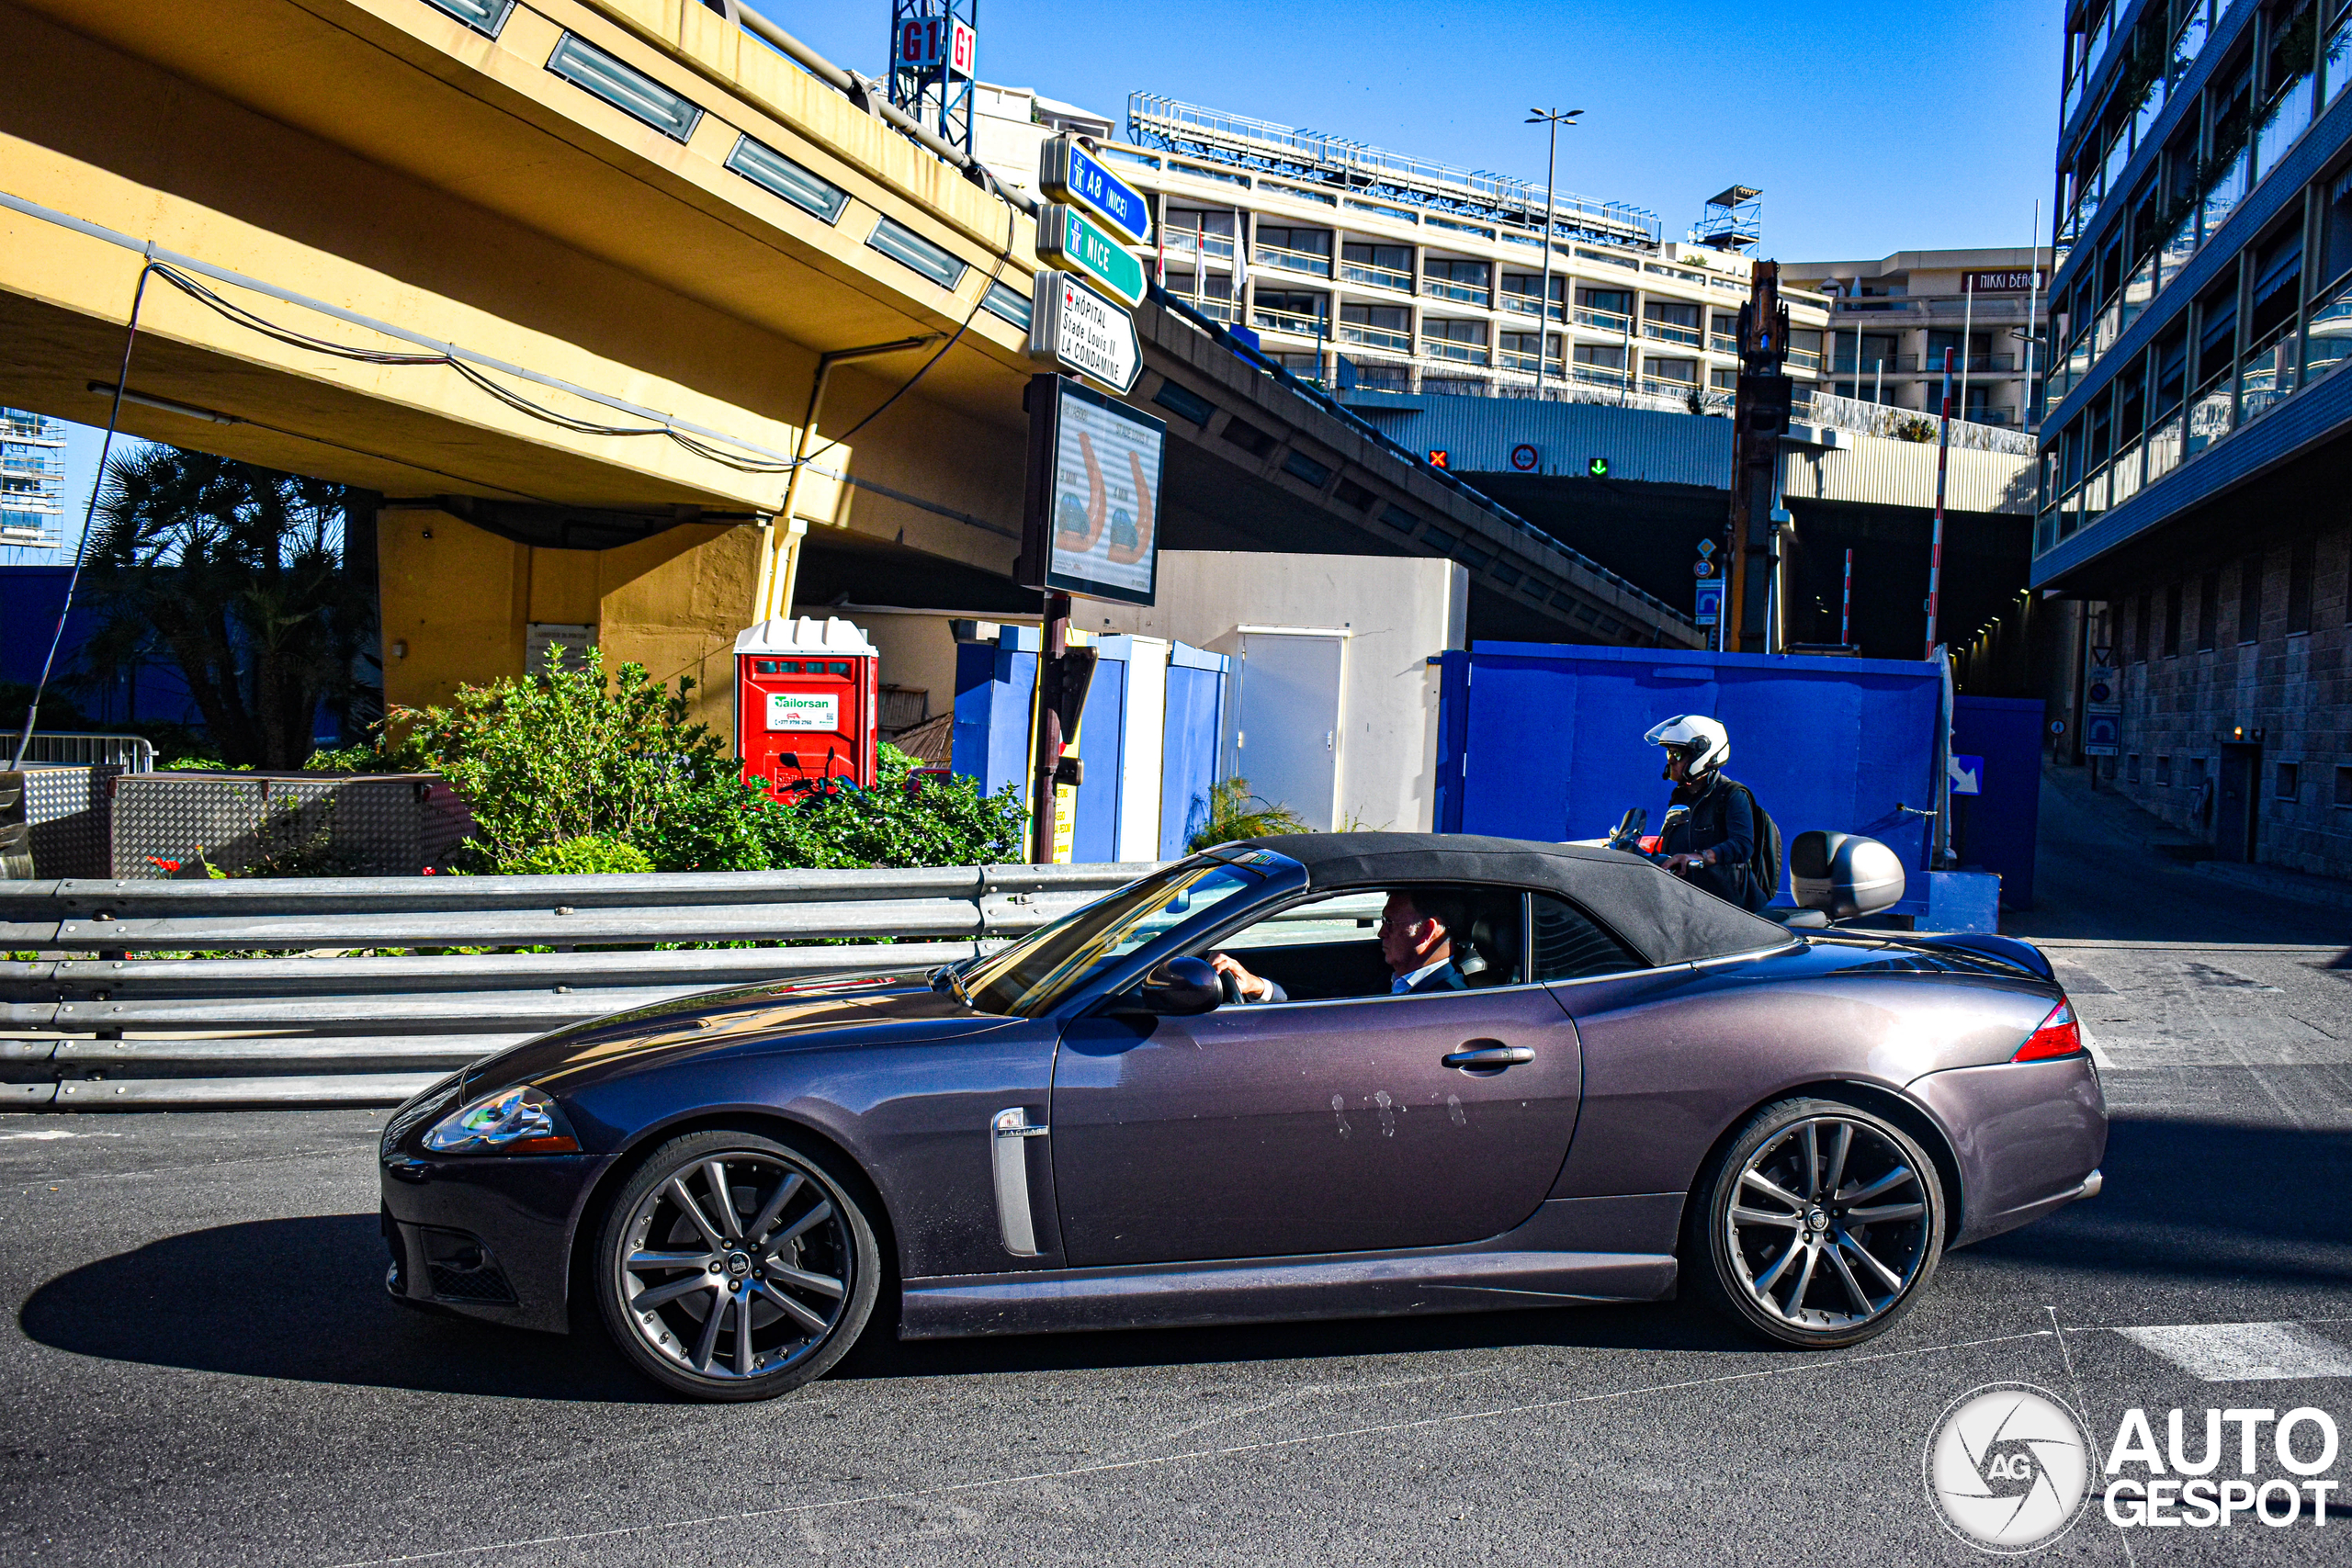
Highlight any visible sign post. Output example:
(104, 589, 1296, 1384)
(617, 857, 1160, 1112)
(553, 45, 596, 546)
(1018, 373, 1167, 861)
(1028, 275, 1142, 393)
(1040, 137, 1152, 246)
(1037, 206, 1147, 308)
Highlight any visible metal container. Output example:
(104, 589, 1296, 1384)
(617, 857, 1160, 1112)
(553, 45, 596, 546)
(108, 772, 473, 878)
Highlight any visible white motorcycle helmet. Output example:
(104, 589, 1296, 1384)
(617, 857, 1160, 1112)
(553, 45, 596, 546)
(1645, 714, 1729, 782)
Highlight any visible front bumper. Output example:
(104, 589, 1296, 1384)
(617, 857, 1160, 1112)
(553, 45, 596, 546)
(380, 1150, 616, 1333)
(1908, 1055, 2108, 1247)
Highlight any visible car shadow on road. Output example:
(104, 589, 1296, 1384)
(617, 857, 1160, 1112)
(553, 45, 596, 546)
(15, 1213, 667, 1403)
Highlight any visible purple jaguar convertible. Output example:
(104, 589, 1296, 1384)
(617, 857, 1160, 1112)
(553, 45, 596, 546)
(379, 833, 2104, 1401)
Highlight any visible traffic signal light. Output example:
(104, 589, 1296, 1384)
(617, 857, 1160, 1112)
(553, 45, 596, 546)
(1427, 449, 1450, 469)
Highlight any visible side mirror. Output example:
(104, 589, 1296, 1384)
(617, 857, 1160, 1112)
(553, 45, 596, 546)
(1138, 955, 1222, 1016)
(1790, 830, 1906, 920)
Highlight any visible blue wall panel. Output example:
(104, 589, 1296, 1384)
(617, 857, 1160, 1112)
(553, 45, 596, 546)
(1160, 655, 1226, 857)
(1070, 652, 1126, 864)
(949, 640, 1036, 800)
(1951, 694, 2044, 909)
(1450, 642, 1945, 893)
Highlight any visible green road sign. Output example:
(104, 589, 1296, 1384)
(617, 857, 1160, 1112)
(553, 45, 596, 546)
(1038, 205, 1145, 308)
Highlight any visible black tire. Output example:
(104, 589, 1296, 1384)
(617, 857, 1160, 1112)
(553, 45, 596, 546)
(594, 1128, 881, 1401)
(1684, 1096, 1946, 1349)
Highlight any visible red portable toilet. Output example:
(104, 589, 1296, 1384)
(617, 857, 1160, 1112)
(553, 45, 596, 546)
(734, 616, 878, 799)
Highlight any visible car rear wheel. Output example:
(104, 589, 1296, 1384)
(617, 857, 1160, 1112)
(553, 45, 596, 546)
(1686, 1097, 1945, 1349)
(594, 1129, 880, 1401)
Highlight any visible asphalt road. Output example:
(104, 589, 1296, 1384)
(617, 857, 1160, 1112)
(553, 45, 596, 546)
(6, 790, 2351, 1565)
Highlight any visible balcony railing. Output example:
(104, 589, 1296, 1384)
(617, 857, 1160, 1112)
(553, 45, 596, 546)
(1339, 259, 1413, 292)
(1420, 336, 1489, 365)
(1500, 294, 1564, 321)
(1161, 229, 1237, 262)
(1422, 277, 1491, 308)
(2239, 323, 2299, 424)
(1786, 346, 1823, 370)
(1498, 349, 1565, 376)
(1257, 242, 1333, 278)
(1573, 364, 1628, 389)
(2305, 272, 2352, 384)
(1575, 306, 1633, 334)
(1339, 321, 1412, 354)
(1185, 294, 1238, 323)
(1708, 333, 1738, 355)
(1641, 318, 1702, 346)
(1251, 306, 1326, 339)
(1640, 374, 1700, 399)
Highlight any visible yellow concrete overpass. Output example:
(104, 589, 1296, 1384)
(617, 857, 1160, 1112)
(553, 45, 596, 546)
(0, 0, 1699, 740)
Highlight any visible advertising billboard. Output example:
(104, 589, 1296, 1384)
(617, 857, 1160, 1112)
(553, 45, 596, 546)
(1020, 373, 1166, 605)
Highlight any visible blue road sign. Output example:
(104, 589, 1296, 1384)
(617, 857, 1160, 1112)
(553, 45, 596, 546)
(1694, 580, 1724, 626)
(1949, 753, 1983, 796)
(1041, 136, 1151, 247)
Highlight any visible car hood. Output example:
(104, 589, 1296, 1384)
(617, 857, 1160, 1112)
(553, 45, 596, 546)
(460, 967, 1009, 1096)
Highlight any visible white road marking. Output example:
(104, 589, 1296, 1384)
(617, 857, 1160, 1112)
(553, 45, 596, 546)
(2116, 1321, 2352, 1382)
(0, 1129, 119, 1140)
(2075, 1019, 2116, 1070)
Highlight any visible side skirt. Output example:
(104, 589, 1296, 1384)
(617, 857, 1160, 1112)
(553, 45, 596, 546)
(899, 1197, 1681, 1340)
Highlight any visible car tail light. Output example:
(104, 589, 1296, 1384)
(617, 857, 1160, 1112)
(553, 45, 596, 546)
(2012, 999, 2084, 1063)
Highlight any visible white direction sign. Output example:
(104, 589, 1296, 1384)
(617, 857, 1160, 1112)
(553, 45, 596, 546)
(1026, 275, 1142, 394)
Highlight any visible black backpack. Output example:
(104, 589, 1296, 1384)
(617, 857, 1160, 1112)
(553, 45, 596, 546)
(1720, 777, 1783, 910)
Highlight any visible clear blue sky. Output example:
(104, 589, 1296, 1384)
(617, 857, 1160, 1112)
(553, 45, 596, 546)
(763, 0, 2064, 262)
(42, 0, 2062, 531)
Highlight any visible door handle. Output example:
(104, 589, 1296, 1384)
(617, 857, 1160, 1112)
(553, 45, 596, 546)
(1443, 1044, 1534, 1069)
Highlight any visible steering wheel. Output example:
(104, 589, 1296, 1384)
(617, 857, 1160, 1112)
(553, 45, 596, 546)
(1218, 968, 1244, 1006)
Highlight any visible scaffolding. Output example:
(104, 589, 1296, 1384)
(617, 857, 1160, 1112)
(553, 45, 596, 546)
(1125, 93, 1660, 250)
(1690, 185, 1762, 252)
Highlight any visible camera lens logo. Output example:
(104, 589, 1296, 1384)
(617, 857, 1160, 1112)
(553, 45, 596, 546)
(1923, 1383, 2092, 1552)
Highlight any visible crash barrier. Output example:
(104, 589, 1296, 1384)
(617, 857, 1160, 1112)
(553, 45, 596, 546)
(0, 862, 1158, 1111)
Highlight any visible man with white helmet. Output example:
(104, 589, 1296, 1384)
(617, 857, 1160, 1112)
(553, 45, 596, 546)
(1643, 715, 1779, 912)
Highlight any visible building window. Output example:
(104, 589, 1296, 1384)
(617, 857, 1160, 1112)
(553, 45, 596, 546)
(2190, 756, 2210, 793)
(2131, 591, 2148, 661)
(2335, 764, 2352, 807)
(2278, 761, 2301, 801)
(2198, 569, 2220, 650)
(2164, 581, 2183, 655)
(2158, 754, 2174, 784)
(2289, 537, 2315, 633)
(2240, 552, 2265, 642)
(2128, 752, 2143, 783)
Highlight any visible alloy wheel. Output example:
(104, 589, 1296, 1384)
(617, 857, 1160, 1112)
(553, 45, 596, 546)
(612, 1147, 855, 1382)
(1723, 1113, 1932, 1333)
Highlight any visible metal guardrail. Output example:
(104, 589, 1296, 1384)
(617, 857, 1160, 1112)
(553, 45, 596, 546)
(15, 733, 156, 771)
(0, 863, 1157, 1111)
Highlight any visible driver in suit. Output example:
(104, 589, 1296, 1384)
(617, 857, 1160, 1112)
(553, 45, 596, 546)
(1209, 890, 1470, 1003)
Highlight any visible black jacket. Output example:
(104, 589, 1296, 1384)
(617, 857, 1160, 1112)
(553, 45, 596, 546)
(1658, 773, 1766, 911)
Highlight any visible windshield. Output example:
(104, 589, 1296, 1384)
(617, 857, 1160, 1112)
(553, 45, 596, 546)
(962, 861, 1263, 1016)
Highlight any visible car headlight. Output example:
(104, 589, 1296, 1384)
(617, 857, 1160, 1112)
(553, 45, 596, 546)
(422, 1084, 581, 1155)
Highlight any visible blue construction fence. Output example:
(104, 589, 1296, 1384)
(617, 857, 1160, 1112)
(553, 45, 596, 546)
(1431, 642, 2012, 926)
(949, 624, 1229, 861)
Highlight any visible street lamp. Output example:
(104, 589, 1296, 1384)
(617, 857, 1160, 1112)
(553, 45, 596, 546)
(1526, 107, 1583, 394)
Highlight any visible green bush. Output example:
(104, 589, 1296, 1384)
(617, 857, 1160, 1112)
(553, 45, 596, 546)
(390, 649, 1025, 874)
(1187, 776, 1310, 851)
(509, 835, 656, 875)
(752, 744, 1026, 869)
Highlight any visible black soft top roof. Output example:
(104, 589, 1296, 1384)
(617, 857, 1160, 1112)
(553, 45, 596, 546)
(1227, 832, 1790, 968)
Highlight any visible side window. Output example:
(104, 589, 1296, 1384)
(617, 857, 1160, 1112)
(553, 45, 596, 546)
(1196, 886, 1526, 1001)
(1530, 894, 1642, 981)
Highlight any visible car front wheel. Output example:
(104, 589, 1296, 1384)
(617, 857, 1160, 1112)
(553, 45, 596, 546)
(1687, 1097, 1945, 1349)
(594, 1128, 881, 1401)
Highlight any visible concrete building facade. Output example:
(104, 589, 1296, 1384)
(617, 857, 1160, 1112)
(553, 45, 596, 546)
(974, 88, 1832, 413)
(2030, 0, 2352, 877)
(1781, 249, 2052, 428)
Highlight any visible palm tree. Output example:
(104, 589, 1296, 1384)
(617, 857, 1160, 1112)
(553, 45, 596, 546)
(81, 446, 377, 767)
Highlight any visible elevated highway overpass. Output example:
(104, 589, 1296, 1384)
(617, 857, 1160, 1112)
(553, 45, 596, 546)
(0, 0, 1698, 744)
